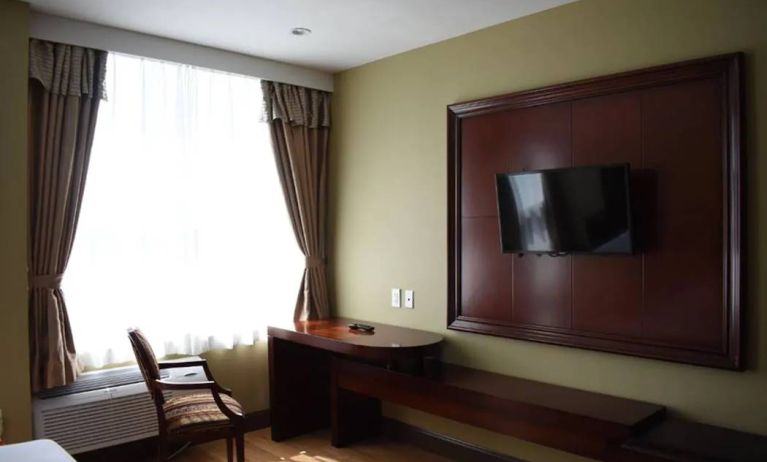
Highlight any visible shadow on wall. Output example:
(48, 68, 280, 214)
(201, 342, 270, 413)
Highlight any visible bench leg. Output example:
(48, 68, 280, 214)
(331, 386, 382, 447)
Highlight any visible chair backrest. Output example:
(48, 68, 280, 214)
(127, 328, 164, 404)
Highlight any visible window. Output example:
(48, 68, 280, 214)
(64, 53, 303, 369)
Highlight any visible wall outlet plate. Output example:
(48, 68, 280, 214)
(391, 288, 401, 308)
(404, 290, 414, 309)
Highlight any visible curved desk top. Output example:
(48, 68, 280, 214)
(268, 318, 444, 360)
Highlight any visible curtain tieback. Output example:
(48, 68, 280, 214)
(305, 256, 325, 269)
(30, 273, 64, 289)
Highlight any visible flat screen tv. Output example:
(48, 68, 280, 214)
(495, 163, 634, 255)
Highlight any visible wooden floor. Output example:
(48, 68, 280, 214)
(174, 428, 453, 462)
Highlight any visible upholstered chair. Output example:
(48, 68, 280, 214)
(128, 328, 246, 461)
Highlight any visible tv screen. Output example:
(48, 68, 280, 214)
(495, 164, 634, 255)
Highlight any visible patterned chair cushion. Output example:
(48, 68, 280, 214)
(163, 393, 243, 433)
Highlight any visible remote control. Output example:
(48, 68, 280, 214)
(348, 323, 375, 332)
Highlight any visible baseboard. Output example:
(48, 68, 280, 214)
(73, 410, 270, 462)
(382, 417, 524, 462)
(244, 408, 271, 432)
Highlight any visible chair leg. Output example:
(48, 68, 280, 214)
(157, 438, 168, 462)
(235, 427, 245, 462)
(226, 434, 234, 462)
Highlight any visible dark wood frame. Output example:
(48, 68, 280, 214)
(447, 53, 745, 369)
(127, 329, 246, 462)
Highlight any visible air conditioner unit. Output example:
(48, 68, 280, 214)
(33, 358, 205, 455)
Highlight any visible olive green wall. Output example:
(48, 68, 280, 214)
(330, 0, 767, 461)
(201, 345, 269, 414)
(0, 0, 32, 444)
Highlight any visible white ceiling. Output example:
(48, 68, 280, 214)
(27, 0, 575, 73)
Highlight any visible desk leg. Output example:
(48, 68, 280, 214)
(330, 358, 382, 447)
(268, 336, 330, 441)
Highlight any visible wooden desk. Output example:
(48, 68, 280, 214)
(267, 318, 443, 443)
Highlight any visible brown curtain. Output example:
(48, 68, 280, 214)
(28, 39, 107, 391)
(262, 81, 331, 321)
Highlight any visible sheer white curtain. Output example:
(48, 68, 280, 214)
(64, 53, 303, 369)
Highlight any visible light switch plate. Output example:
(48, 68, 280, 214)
(404, 290, 414, 309)
(391, 288, 401, 308)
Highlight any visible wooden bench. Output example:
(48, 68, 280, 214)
(331, 357, 665, 460)
(332, 358, 767, 461)
(610, 418, 767, 462)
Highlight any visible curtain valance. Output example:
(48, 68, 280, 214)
(29, 39, 107, 99)
(262, 80, 330, 128)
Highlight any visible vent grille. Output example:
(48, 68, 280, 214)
(39, 388, 164, 454)
(33, 359, 203, 454)
(37, 367, 170, 399)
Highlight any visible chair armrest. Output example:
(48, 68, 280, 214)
(155, 378, 231, 395)
(155, 379, 215, 391)
(154, 379, 242, 420)
(158, 358, 208, 369)
(158, 358, 217, 382)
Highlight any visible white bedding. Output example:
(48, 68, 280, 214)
(0, 440, 75, 462)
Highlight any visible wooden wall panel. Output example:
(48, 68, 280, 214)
(447, 54, 743, 369)
(571, 92, 642, 167)
(572, 257, 642, 337)
(461, 217, 513, 321)
(641, 79, 725, 350)
(513, 255, 572, 328)
(505, 103, 571, 172)
(505, 103, 573, 328)
(461, 112, 513, 217)
(571, 92, 643, 337)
